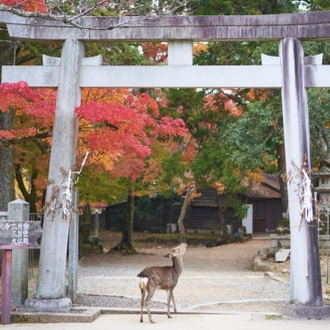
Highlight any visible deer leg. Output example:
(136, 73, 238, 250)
(166, 289, 173, 318)
(171, 292, 177, 313)
(140, 287, 146, 323)
(145, 286, 156, 323)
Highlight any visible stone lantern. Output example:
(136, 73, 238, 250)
(315, 167, 330, 209)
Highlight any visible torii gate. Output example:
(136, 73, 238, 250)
(1, 11, 330, 318)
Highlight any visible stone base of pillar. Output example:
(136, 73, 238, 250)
(24, 297, 72, 312)
(285, 304, 330, 319)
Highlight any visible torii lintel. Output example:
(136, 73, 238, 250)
(2, 11, 330, 41)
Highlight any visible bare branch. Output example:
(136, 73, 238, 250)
(0, 0, 194, 31)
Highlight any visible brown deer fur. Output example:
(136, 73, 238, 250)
(137, 243, 187, 323)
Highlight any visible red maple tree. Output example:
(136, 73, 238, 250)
(0, 0, 48, 13)
(0, 83, 187, 208)
(76, 88, 187, 180)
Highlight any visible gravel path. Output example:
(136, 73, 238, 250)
(74, 237, 293, 314)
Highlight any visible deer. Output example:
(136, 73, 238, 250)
(137, 242, 187, 323)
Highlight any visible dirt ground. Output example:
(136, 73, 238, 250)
(73, 231, 330, 314)
(12, 231, 327, 315)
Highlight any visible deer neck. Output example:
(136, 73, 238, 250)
(172, 256, 184, 275)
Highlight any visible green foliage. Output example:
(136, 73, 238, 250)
(308, 88, 330, 166)
(225, 193, 249, 219)
(224, 92, 282, 173)
(194, 39, 284, 75)
(92, 6, 114, 16)
(19, 42, 62, 64)
(191, 0, 299, 15)
(160, 152, 187, 183)
(85, 42, 146, 66)
(195, 41, 279, 66)
(303, 40, 330, 64)
(77, 170, 131, 205)
(265, 315, 284, 320)
(300, 0, 330, 11)
(275, 218, 290, 235)
(192, 139, 225, 185)
(160, 188, 177, 199)
(164, 88, 205, 126)
(191, 138, 248, 218)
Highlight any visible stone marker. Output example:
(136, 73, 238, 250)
(275, 248, 290, 263)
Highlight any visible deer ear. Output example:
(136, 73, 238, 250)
(163, 253, 172, 258)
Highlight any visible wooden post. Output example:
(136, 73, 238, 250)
(68, 189, 79, 301)
(94, 210, 99, 238)
(1, 249, 12, 325)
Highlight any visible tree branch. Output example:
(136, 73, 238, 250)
(0, 1, 194, 31)
(0, 131, 52, 148)
(0, 3, 159, 31)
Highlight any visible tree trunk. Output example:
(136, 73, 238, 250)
(276, 142, 288, 215)
(216, 194, 229, 240)
(0, 109, 15, 211)
(0, 36, 33, 212)
(0, 33, 17, 211)
(110, 185, 137, 254)
(14, 163, 38, 213)
(177, 185, 195, 243)
(121, 186, 135, 246)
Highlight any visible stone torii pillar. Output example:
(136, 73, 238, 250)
(262, 39, 328, 317)
(280, 38, 327, 317)
(25, 39, 84, 311)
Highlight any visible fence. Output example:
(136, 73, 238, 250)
(28, 213, 43, 277)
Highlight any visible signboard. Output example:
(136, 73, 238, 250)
(0, 220, 42, 325)
(0, 221, 42, 249)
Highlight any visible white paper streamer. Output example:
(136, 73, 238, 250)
(299, 169, 313, 222)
